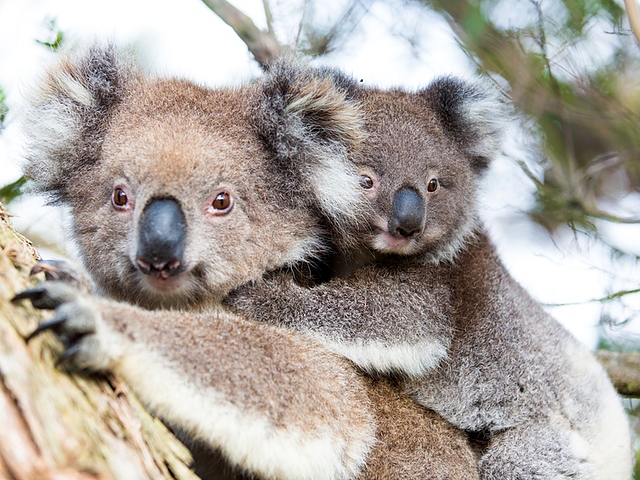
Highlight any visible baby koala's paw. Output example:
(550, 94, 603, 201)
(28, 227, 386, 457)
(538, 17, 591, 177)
(13, 282, 119, 372)
(224, 269, 300, 313)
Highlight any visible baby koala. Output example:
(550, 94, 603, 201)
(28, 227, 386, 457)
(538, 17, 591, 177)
(225, 75, 633, 479)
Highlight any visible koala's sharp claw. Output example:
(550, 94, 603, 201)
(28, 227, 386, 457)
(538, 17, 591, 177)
(31, 260, 62, 280)
(12, 286, 61, 310)
(56, 343, 81, 366)
(26, 314, 68, 342)
(31, 260, 79, 283)
(13, 283, 76, 310)
(12, 286, 47, 303)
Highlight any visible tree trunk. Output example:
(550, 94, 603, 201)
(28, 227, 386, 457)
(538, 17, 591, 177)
(0, 203, 198, 480)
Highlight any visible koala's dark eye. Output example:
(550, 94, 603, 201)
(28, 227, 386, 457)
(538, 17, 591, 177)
(427, 178, 439, 193)
(358, 169, 379, 200)
(359, 175, 374, 189)
(112, 188, 129, 208)
(212, 192, 232, 212)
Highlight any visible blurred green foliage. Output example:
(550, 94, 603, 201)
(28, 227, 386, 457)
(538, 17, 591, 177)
(0, 176, 27, 205)
(0, 88, 7, 128)
(36, 18, 64, 50)
(425, 0, 640, 232)
(0, 18, 65, 208)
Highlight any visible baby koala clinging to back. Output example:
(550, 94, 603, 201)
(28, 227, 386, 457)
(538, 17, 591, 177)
(225, 74, 632, 479)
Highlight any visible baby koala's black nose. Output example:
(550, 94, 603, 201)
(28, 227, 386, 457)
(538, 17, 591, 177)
(136, 197, 186, 279)
(389, 187, 424, 238)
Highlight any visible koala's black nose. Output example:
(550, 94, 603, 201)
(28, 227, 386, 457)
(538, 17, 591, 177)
(389, 187, 424, 238)
(136, 198, 186, 279)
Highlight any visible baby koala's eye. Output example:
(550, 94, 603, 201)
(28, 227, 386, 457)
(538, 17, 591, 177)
(359, 175, 374, 189)
(427, 178, 439, 193)
(112, 187, 129, 209)
(212, 192, 233, 213)
(357, 168, 379, 200)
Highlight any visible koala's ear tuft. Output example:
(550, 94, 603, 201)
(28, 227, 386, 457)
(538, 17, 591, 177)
(422, 76, 507, 174)
(261, 58, 365, 152)
(42, 44, 126, 109)
(259, 58, 367, 242)
(22, 44, 136, 203)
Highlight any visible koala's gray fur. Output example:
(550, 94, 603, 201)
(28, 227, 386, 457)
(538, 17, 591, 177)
(19, 45, 481, 479)
(226, 77, 633, 479)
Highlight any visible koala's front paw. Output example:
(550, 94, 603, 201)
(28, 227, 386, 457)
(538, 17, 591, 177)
(13, 282, 115, 372)
(30, 259, 93, 293)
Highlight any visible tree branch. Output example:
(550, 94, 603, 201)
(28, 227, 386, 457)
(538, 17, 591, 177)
(262, 0, 275, 36)
(624, 0, 640, 46)
(596, 350, 640, 397)
(201, 0, 283, 68)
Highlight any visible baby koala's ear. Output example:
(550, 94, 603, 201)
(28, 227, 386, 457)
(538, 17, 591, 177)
(22, 43, 137, 203)
(258, 58, 367, 240)
(421, 76, 508, 174)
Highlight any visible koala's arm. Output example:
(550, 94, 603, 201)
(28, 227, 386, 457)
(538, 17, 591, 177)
(225, 262, 453, 378)
(18, 282, 376, 480)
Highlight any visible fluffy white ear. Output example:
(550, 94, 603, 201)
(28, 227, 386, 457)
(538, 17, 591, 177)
(258, 58, 368, 245)
(22, 44, 136, 203)
(422, 76, 508, 174)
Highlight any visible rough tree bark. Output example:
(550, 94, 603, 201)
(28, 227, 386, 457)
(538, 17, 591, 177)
(0, 202, 198, 480)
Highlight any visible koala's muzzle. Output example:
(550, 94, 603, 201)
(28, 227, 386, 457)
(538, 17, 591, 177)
(388, 187, 424, 238)
(136, 198, 186, 279)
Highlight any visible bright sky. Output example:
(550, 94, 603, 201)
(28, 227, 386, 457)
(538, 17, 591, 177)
(1, 0, 639, 348)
